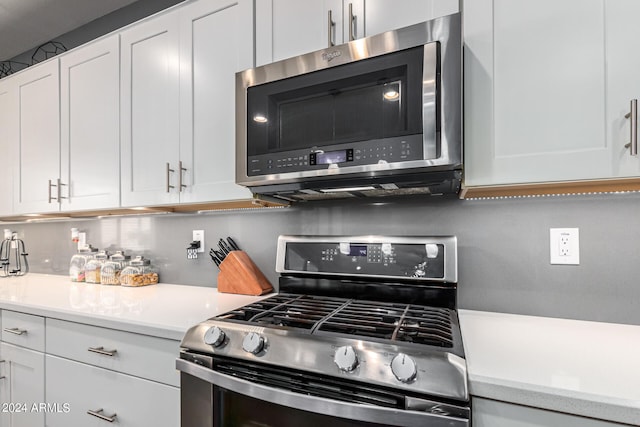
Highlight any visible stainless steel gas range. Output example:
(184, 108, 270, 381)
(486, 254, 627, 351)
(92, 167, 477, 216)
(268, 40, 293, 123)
(177, 235, 469, 427)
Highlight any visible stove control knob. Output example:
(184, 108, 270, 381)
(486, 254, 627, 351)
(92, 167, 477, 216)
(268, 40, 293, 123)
(391, 353, 417, 383)
(242, 332, 265, 355)
(203, 326, 226, 347)
(334, 345, 358, 372)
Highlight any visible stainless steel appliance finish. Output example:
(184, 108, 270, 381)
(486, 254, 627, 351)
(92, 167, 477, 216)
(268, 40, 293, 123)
(235, 13, 462, 201)
(178, 235, 469, 427)
(275, 235, 458, 283)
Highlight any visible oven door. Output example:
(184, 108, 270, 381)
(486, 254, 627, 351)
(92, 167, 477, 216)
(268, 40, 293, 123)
(177, 354, 469, 427)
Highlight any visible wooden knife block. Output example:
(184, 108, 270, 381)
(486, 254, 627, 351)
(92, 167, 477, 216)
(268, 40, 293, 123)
(217, 251, 273, 296)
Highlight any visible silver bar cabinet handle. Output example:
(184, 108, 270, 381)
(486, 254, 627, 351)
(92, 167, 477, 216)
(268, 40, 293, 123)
(57, 178, 67, 203)
(88, 346, 117, 357)
(179, 160, 187, 192)
(48, 179, 56, 203)
(166, 162, 175, 193)
(327, 10, 335, 47)
(624, 99, 638, 156)
(3, 327, 27, 335)
(348, 3, 356, 41)
(87, 408, 117, 423)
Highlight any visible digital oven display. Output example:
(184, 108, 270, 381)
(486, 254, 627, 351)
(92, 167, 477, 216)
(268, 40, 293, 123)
(316, 150, 346, 164)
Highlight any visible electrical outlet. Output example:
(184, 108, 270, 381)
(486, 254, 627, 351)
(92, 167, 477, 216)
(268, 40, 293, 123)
(550, 228, 579, 265)
(192, 230, 205, 253)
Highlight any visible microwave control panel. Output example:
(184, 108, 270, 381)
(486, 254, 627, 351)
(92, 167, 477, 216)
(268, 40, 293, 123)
(247, 135, 426, 176)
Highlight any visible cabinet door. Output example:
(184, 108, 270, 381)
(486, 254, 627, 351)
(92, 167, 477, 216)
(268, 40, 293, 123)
(60, 35, 120, 211)
(0, 343, 45, 427)
(607, 0, 640, 177)
(256, 0, 344, 66)
(464, 0, 608, 186)
(178, 0, 253, 203)
(12, 60, 61, 214)
(46, 355, 179, 427)
(364, 0, 458, 37)
(473, 397, 628, 427)
(342, 1, 365, 42)
(0, 79, 17, 216)
(121, 12, 180, 207)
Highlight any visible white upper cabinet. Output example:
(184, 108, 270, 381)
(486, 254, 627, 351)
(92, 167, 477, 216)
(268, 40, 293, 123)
(120, 12, 181, 207)
(464, 0, 640, 187)
(364, 0, 459, 37)
(256, 0, 351, 66)
(178, 0, 253, 203)
(256, 0, 458, 67)
(12, 60, 61, 214)
(606, 0, 640, 177)
(0, 79, 17, 216)
(12, 35, 120, 215)
(121, 0, 253, 207)
(60, 35, 121, 211)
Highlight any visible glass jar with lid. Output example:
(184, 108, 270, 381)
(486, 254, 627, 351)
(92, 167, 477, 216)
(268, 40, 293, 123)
(100, 251, 131, 286)
(120, 256, 159, 287)
(85, 250, 110, 284)
(69, 246, 98, 282)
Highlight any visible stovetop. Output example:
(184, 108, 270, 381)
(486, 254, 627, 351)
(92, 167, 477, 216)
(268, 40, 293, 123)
(180, 236, 468, 402)
(219, 293, 460, 353)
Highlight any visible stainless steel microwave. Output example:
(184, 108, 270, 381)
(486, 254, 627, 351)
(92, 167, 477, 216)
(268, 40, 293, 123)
(236, 13, 461, 202)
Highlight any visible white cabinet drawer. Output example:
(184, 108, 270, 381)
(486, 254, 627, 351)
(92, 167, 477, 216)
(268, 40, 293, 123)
(46, 319, 180, 386)
(45, 355, 179, 427)
(1, 310, 45, 351)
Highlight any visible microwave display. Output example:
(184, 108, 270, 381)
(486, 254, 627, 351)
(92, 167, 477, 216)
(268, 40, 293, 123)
(316, 150, 347, 165)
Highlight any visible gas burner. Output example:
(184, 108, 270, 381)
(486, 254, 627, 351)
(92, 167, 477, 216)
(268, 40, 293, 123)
(222, 294, 456, 348)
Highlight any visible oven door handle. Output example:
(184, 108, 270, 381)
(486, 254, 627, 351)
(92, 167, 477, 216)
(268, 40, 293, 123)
(176, 358, 468, 427)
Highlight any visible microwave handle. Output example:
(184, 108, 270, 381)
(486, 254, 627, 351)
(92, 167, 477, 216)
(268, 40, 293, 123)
(176, 358, 468, 427)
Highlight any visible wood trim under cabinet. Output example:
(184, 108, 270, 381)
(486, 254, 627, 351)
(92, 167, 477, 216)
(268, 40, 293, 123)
(0, 198, 289, 222)
(460, 177, 640, 199)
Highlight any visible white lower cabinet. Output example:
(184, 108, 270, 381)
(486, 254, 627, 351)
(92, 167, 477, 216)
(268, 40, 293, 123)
(473, 397, 631, 427)
(0, 311, 179, 427)
(0, 343, 45, 427)
(45, 319, 179, 387)
(43, 318, 180, 426)
(45, 355, 179, 427)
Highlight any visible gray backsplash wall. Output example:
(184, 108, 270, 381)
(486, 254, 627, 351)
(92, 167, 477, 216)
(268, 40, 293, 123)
(10, 193, 640, 326)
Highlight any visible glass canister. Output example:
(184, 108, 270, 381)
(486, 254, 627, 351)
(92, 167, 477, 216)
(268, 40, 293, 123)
(85, 250, 109, 284)
(100, 251, 130, 285)
(69, 246, 98, 282)
(120, 256, 159, 287)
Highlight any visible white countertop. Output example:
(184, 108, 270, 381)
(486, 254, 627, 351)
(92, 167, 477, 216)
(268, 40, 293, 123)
(459, 309, 640, 425)
(0, 273, 269, 341)
(3, 275, 638, 423)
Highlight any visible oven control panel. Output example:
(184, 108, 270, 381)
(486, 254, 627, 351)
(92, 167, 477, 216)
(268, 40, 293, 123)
(276, 236, 457, 282)
(182, 319, 468, 402)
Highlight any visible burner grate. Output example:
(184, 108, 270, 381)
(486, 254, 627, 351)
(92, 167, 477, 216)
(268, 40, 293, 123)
(219, 294, 454, 347)
(317, 300, 454, 347)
